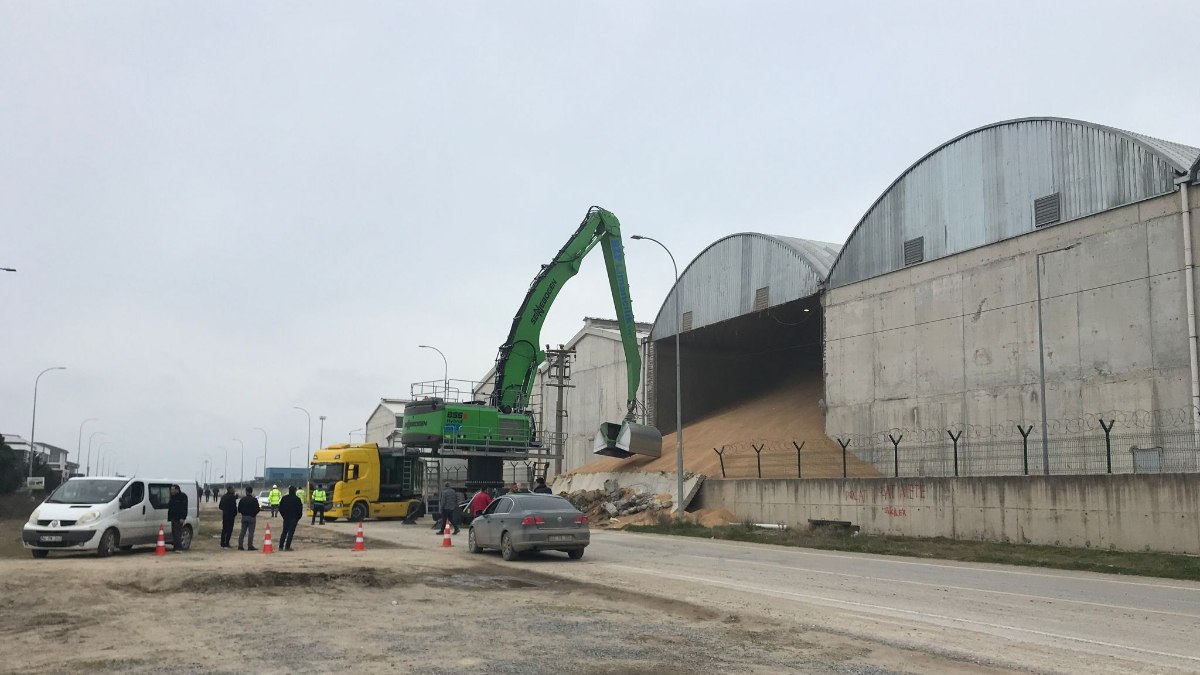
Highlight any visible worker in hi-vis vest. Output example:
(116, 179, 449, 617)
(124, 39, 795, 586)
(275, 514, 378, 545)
(311, 485, 327, 525)
(267, 484, 282, 518)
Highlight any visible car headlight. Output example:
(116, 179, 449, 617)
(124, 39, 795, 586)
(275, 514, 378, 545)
(27, 508, 40, 524)
(77, 510, 99, 525)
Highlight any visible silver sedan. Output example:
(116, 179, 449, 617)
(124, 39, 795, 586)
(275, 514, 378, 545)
(468, 493, 590, 561)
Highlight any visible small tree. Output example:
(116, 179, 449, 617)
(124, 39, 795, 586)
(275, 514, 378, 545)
(0, 439, 23, 495)
(30, 455, 63, 493)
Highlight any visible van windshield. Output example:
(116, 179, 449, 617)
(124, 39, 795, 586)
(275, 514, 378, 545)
(46, 478, 129, 504)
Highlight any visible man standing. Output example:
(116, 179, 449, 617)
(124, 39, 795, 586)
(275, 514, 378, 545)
(268, 484, 282, 518)
(434, 482, 459, 535)
(218, 485, 238, 548)
(237, 486, 260, 551)
(167, 484, 189, 553)
(310, 484, 327, 525)
(469, 485, 492, 518)
(532, 476, 552, 494)
(278, 486, 303, 551)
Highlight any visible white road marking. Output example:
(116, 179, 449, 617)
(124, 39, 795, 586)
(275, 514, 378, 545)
(604, 563, 1200, 665)
(598, 530, 1200, 592)
(678, 554, 1200, 620)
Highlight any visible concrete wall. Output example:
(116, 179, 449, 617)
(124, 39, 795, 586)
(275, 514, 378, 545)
(696, 474, 1200, 554)
(824, 186, 1200, 442)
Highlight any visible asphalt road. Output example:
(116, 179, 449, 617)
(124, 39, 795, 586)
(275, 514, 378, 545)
(357, 519, 1200, 674)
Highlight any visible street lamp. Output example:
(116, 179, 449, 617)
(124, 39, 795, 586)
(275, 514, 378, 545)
(319, 416, 326, 448)
(86, 431, 105, 476)
(254, 427, 268, 482)
(293, 406, 312, 463)
(630, 234, 684, 519)
(95, 442, 112, 476)
(28, 366, 67, 478)
(232, 438, 244, 484)
(75, 418, 98, 479)
(419, 344, 450, 400)
(349, 428, 364, 443)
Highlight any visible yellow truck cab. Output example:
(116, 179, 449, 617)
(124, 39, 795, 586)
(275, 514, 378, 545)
(308, 443, 425, 522)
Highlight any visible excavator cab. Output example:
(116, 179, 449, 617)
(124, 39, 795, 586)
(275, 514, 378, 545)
(593, 420, 663, 458)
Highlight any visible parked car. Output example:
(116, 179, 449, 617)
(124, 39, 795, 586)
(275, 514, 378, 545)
(257, 490, 272, 511)
(23, 477, 199, 558)
(467, 493, 589, 561)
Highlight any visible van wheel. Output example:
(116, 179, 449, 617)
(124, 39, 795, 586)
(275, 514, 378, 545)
(351, 502, 369, 522)
(501, 532, 518, 561)
(180, 525, 193, 550)
(97, 529, 118, 557)
(31, 549, 48, 559)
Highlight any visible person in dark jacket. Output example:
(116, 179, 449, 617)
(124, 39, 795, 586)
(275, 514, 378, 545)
(218, 485, 238, 548)
(167, 484, 189, 552)
(237, 486, 261, 551)
(532, 476, 552, 494)
(277, 486, 303, 551)
(433, 483, 459, 535)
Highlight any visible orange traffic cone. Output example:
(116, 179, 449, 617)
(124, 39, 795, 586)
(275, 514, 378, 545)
(154, 525, 167, 556)
(441, 520, 453, 548)
(262, 523, 274, 554)
(353, 522, 366, 552)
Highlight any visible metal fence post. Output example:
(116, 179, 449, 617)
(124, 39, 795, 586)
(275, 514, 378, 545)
(948, 430, 963, 477)
(713, 447, 726, 478)
(888, 433, 902, 477)
(752, 443, 764, 479)
(837, 438, 850, 478)
(1099, 419, 1115, 474)
(792, 441, 804, 478)
(1017, 425, 1033, 475)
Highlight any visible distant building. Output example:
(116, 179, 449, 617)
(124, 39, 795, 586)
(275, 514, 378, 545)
(365, 398, 409, 446)
(264, 467, 309, 485)
(2, 434, 78, 481)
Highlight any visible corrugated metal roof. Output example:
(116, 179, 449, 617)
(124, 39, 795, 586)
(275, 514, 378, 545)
(828, 117, 1199, 288)
(650, 234, 841, 341)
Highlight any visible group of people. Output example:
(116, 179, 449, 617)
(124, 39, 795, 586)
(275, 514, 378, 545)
(431, 475, 554, 534)
(216, 485, 310, 551)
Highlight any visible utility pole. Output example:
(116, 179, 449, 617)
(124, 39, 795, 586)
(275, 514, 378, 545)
(544, 345, 575, 477)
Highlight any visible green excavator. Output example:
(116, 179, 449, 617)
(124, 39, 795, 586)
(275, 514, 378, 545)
(401, 206, 662, 460)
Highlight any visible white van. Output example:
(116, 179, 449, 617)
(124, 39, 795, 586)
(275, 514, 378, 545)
(22, 477, 199, 558)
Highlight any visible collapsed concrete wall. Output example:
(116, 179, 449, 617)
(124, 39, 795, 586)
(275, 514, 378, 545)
(695, 474, 1200, 554)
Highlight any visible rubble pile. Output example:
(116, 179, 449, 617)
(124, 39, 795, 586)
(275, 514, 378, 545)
(562, 483, 674, 525)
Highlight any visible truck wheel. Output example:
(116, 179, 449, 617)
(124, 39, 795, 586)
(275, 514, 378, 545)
(468, 528, 483, 554)
(351, 502, 369, 522)
(31, 549, 48, 559)
(501, 532, 518, 561)
(97, 529, 118, 557)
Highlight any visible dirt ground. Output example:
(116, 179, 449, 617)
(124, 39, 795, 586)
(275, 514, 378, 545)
(0, 501, 996, 674)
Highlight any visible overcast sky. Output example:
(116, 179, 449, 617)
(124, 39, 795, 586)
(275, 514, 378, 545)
(3, 1, 1197, 481)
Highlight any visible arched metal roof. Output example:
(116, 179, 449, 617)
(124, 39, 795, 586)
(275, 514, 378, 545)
(827, 117, 1200, 288)
(650, 233, 840, 341)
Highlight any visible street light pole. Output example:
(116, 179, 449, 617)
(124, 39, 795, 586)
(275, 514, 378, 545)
(95, 442, 112, 476)
(289, 446, 300, 469)
(631, 235, 684, 519)
(28, 366, 67, 478)
(254, 427, 268, 482)
(86, 431, 105, 476)
(319, 416, 326, 448)
(293, 406, 312, 464)
(75, 418, 98, 479)
(419, 345, 450, 400)
(232, 438, 244, 484)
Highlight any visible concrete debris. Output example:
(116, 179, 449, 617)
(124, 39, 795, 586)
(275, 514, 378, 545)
(563, 487, 676, 525)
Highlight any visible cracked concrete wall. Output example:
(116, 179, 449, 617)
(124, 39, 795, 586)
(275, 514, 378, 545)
(824, 187, 1199, 440)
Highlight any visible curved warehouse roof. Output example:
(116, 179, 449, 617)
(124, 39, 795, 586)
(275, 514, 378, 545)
(650, 234, 840, 341)
(827, 117, 1200, 288)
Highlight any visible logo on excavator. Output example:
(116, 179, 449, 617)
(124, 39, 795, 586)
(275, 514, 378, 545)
(529, 278, 558, 324)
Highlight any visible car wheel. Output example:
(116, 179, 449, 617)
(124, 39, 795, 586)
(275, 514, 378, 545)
(567, 548, 585, 560)
(31, 549, 48, 559)
(180, 525, 193, 551)
(500, 532, 518, 561)
(97, 529, 118, 557)
(351, 502, 369, 522)
(468, 528, 483, 554)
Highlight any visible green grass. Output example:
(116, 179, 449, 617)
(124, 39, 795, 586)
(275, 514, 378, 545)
(623, 521, 1200, 582)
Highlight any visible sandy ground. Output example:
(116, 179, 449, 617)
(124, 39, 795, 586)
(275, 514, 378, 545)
(575, 376, 880, 479)
(0, 502, 1005, 674)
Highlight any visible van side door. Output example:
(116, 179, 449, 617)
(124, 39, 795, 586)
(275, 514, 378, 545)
(147, 483, 173, 536)
(116, 481, 148, 545)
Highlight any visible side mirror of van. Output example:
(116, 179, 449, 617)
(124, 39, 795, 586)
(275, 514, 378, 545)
(118, 493, 130, 509)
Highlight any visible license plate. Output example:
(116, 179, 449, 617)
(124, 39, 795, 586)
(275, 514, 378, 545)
(548, 535, 573, 542)
(40, 535, 62, 542)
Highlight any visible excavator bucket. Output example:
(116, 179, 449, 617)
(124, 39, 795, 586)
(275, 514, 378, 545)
(592, 421, 663, 458)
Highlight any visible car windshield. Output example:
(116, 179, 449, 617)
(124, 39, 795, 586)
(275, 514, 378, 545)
(45, 478, 128, 504)
(516, 496, 576, 511)
(258, 491, 270, 499)
(310, 463, 344, 482)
